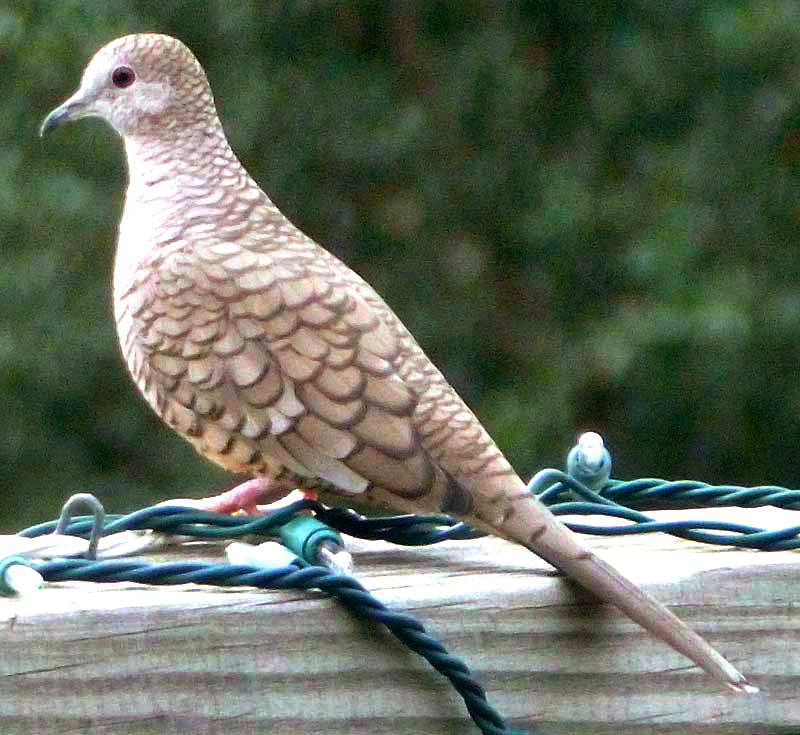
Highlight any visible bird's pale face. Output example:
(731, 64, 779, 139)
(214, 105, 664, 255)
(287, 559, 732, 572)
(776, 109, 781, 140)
(41, 45, 177, 138)
(41, 34, 216, 142)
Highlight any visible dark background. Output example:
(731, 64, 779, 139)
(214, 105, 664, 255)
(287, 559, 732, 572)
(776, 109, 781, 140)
(5, 1, 800, 527)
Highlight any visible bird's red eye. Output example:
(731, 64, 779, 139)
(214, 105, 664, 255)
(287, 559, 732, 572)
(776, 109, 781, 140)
(111, 66, 135, 88)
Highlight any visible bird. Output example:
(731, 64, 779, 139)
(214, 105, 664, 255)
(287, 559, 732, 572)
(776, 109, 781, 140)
(41, 33, 754, 693)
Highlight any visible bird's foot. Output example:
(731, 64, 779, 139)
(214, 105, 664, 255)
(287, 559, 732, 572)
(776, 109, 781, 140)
(160, 480, 316, 515)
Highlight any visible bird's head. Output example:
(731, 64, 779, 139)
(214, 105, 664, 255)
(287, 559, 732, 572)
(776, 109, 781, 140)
(40, 34, 217, 140)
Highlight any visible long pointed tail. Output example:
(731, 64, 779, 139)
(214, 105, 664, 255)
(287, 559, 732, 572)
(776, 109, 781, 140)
(487, 492, 757, 693)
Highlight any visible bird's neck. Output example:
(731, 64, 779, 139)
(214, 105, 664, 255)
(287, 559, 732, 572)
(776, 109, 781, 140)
(123, 126, 253, 207)
(113, 124, 271, 314)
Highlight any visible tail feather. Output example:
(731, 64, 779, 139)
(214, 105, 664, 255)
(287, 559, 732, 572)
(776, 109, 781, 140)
(483, 492, 756, 693)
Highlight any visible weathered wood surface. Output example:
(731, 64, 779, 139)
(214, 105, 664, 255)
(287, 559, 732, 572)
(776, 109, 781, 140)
(0, 507, 798, 734)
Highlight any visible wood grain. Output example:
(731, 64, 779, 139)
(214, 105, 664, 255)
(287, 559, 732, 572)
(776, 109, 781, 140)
(0, 507, 797, 734)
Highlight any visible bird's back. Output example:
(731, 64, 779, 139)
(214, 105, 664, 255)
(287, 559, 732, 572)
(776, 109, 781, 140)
(113, 140, 524, 526)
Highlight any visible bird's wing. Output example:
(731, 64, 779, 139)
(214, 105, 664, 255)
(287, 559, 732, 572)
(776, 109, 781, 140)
(126, 237, 439, 501)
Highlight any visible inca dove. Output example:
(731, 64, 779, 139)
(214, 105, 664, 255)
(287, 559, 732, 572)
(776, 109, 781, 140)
(42, 33, 753, 692)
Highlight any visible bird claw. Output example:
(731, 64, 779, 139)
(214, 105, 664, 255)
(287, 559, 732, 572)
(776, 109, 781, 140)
(159, 481, 315, 516)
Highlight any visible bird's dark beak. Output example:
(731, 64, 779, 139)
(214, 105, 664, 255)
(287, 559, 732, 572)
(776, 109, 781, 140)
(39, 92, 90, 137)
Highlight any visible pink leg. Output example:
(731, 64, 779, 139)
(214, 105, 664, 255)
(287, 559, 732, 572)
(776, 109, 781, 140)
(161, 479, 316, 515)
(195, 478, 275, 515)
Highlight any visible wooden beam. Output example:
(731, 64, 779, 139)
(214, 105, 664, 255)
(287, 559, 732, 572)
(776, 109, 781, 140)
(0, 507, 797, 734)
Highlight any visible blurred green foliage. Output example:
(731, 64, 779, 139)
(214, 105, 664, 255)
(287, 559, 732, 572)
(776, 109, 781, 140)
(4, 1, 800, 527)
